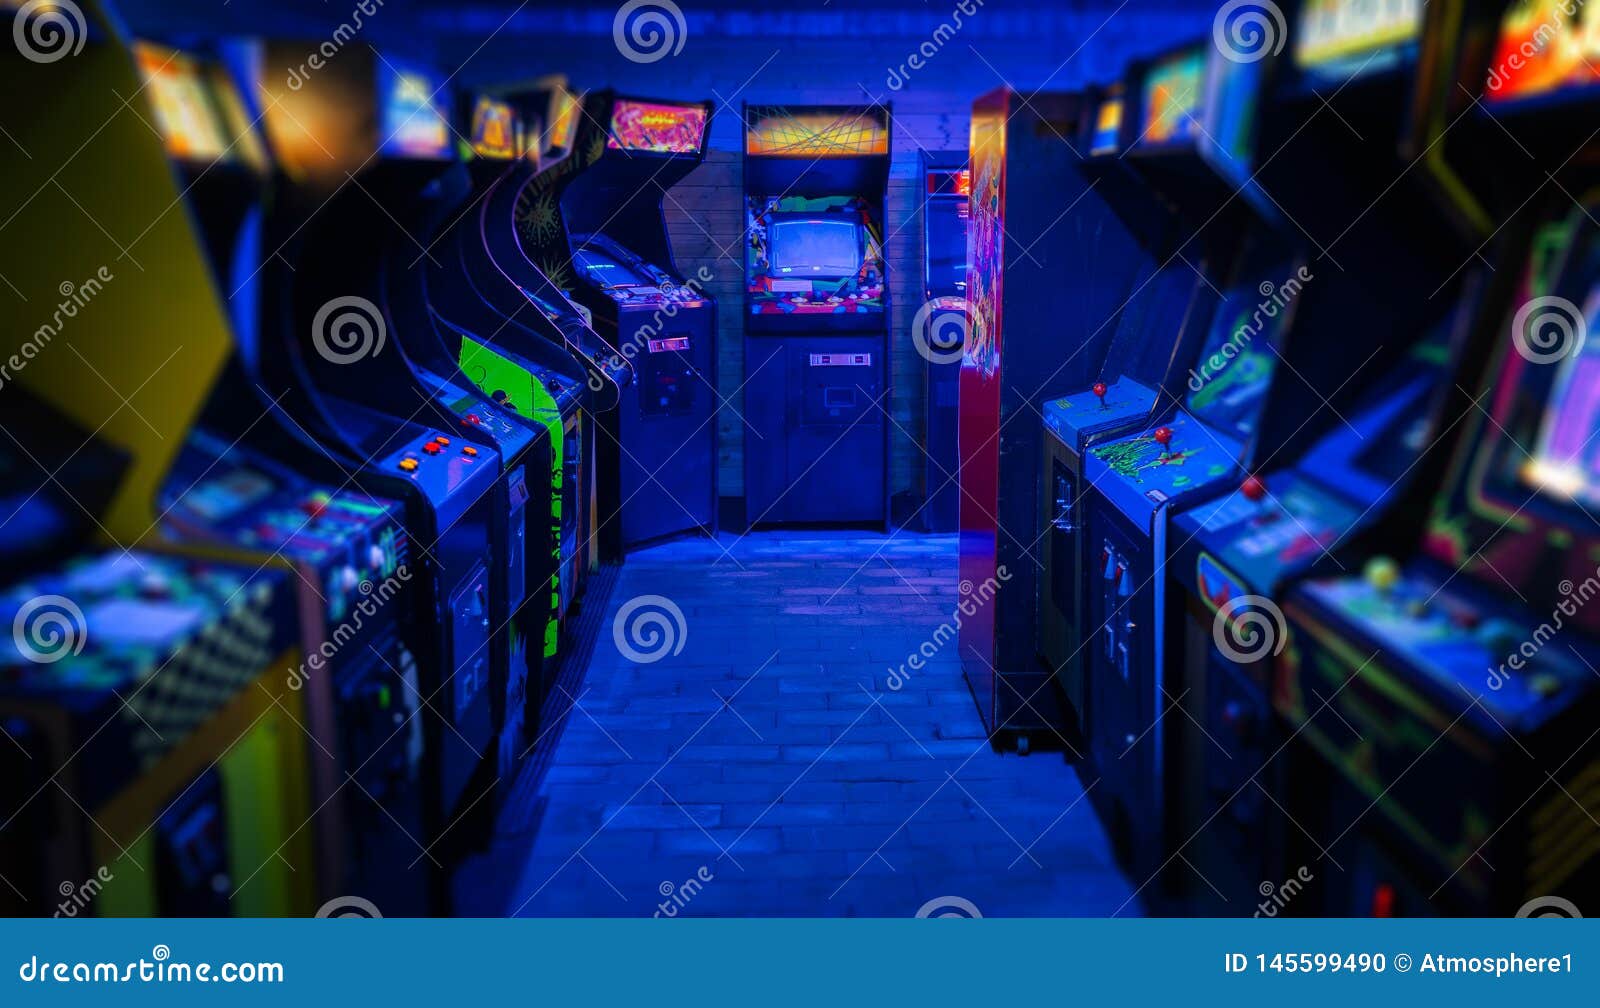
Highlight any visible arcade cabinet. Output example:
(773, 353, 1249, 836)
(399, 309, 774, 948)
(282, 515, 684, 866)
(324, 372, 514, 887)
(509, 87, 639, 566)
(426, 89, 598, 714)
(1272, 0, 1600, 915)
(1036, 48, 1277, 747)
(255, 49, 516, 875)
(0, 19, 316, 916)
(741, 104, 892, 528)
(1077, 20, 1445, 884)
(1152, 0, 1524, 914)
(559, 92, 719, 549)
(917, 154, 968, 534)
(134, 39, 442, 915)
(957, 89, 1149, 751)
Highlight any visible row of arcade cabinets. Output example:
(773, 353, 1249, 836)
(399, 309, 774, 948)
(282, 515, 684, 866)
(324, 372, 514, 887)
(742, 105, 892, 528)
(962, 0, 1600, 916)
(509, 90, 719, 551)
(0, 1, 714, 916)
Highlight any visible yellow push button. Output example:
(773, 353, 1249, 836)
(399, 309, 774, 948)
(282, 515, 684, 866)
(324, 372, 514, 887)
(398, 458, 419, 472)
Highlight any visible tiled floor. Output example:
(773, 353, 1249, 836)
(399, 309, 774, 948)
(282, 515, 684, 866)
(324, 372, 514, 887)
(473, 531, 1137, 917)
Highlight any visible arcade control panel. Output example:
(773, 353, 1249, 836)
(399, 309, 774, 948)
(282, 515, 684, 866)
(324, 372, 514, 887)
(1296, 559, 1591, 729)
(1043, 378, 1159, 449)
(1178, 472, 1360, 599)
(163, 440, 411, 627)
(1086, 411, 1241, 521)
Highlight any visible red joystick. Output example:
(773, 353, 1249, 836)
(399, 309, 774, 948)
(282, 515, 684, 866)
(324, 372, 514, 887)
(1153, 426, 1173, 455)
(1240, 475, 1266, 503)
(1092, 382, 1108, 408)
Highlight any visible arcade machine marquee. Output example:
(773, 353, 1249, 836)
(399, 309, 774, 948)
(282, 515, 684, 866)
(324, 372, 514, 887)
(742, 104, 892, 528)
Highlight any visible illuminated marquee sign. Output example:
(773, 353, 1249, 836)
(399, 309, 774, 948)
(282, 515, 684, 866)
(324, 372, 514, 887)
(1140, 48, 1206, 148)
(1485, 0, 1600, 104)
(134, 42, 230, 161)
(380, 66, 451, 160)
(607, 99, 707, 154)
(470, 96, 518, 159)
(745, 106, 890, 157)
(1294, 0, 1421, 72)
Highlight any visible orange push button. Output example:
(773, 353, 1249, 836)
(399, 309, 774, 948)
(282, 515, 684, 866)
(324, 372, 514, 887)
(462, 445, 479, 457)
(398, 458, 419, 472)
(434, 436, 451, 446)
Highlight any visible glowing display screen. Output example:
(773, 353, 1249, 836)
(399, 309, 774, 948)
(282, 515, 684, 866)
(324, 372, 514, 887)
(1523, 283, 1600, 507)
(134, 42, 230, 161)
(575, 248, 650, 288)
(1485, 0, 1600, 104)
(1294, 0, 1421, 76)
(470, 96, 517, 159)
(544, 87, 581, 157)
(769, 218, 861, 277)
(1091, 97, 1123, 155)
(1185, 265, 1300, 441)
(1140, 49, 1205, 148)
(606, 99, 706, 154)
(745, 107, 889, 157)
(379, 66, 451, 159)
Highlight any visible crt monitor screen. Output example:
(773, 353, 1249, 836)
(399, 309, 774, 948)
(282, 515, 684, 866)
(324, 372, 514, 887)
(574, 247, 650, 288)
(1090, 96, 1123, 155)
(1485, 0, 1600, 105)
(769, 218, 861, 278)
(379, 65, 451, 159)
(1184, 265, 1300, 442)
(134, 43, 230, 161)
(1139, 48, 1206, 148)
(1522, 283, 1600, 509)
(924, 199, 968, 294)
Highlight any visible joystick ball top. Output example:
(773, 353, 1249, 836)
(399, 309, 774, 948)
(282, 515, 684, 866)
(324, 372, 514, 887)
(1363, 556, 1401, 594)
(1240, 475, 1266, 502)
(1153, 426, 1173, 447)
(1092, 382, 1107, 399)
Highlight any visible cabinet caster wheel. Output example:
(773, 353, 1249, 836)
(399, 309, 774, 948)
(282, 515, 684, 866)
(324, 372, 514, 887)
(1016, 734, 1030, 756)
